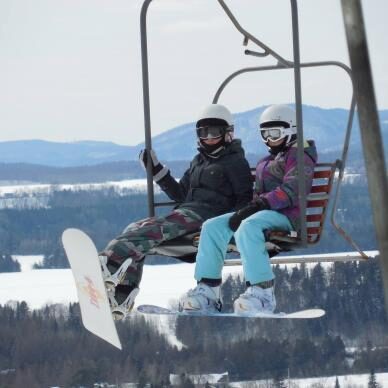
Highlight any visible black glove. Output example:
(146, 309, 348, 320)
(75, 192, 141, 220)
(228, 198, 270, 232)
(139, 149, 169, 182)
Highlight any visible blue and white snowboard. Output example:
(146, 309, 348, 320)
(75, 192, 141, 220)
(62, 228, 122, 350)
(137, 304, 325, 319)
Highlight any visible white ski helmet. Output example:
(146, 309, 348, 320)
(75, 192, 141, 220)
(196, 103, 234, 128)
(259, 104, 297, 146)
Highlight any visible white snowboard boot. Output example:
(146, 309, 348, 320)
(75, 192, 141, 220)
(179, 283, 222, 313)
(233, 284, 276, 314)
(99, 255, 139, 320)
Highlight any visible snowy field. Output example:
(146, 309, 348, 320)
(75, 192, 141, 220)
(0, 179, 150, 208)
(2, 256, 387, 385)
(0, 179, 150, 197)
(0, 255, 242, 310)
(0, 179, 150, 193)
(0, 256, 244, 349)
(1, 252, 379, 310)
(0, 179, 161, 209)
(0, 172, 362, 197)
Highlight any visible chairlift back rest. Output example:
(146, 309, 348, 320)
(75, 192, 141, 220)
(263, 162, 338, 246)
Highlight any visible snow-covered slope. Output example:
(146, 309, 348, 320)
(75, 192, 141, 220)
(3, 252, 379, 309)
(0, 258, 244, 349)
(0, 257, 242, 310)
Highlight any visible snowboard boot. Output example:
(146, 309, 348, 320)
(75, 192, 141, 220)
(233, 281, 276, 314)
(179, 282, 222, 313)
(99, 255, 139, 320)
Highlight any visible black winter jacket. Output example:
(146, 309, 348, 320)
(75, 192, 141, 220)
(157, 139, 253, 220)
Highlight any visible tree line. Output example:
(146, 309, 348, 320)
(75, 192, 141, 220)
(0, 255, 20, 272)
(0, 160, 188, 185)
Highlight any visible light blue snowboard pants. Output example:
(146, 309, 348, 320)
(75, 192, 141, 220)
(195, 210, 292, 285)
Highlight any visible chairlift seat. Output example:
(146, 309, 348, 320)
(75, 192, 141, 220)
(148, 162, 338, 262)
(264, 162, 337, 248)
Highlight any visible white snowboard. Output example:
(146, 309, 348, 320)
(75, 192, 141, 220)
(137, 304, 325, 319)
(62, 228, 122, 350)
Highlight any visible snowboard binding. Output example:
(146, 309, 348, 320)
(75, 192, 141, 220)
(99, 256, 139, 320)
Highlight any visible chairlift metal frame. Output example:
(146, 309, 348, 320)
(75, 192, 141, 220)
(140, 0, 372, 263)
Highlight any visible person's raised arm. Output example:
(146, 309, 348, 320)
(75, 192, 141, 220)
(139, 149, 189, 203)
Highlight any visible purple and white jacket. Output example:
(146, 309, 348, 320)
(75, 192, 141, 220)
(253, 140, 318, 231)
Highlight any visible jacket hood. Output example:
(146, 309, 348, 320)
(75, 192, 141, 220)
(275, 139, 317, 163)
(299, 139, 318, 163)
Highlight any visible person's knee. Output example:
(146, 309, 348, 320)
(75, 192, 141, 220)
(202, 217, 223, 234)
(235, 218, 265, 241)
(239, 217, 265, 232)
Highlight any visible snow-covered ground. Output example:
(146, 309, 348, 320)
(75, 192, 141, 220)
(2, 252, 379, 349)
(0, 255, 317, 349)
(1, 256, 244, 349)
(4, 251, 379, 310)
(13, 255, 43, 272)
(3, 255, 387, 383)
(0, 179, 150, 197)
(0, 179, 162, 209)
(1, 256, 241, 310)
(0, 172, 361, 198)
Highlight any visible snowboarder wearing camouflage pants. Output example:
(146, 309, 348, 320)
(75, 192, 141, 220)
(100, 104, 253, 318)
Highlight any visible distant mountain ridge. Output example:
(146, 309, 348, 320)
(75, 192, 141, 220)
(1, 105, 387, 167)
(0, 139, 138, 167)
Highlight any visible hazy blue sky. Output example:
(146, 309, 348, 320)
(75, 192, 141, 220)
(0, 0, 387, 145)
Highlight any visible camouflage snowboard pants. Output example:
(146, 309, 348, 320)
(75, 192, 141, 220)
(102, 208, 203, 289)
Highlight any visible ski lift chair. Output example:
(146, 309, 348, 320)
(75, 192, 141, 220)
(225, 157, 373, 265)
(148, 161, 338, 263)
(253, 161, 339, 253)
(141, 0, 372, 264)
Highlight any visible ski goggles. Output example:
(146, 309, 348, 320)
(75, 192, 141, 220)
(196, 126, 228, 140)
(260, 126, 290, 142)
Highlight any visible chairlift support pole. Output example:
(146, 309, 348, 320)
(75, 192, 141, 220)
(341, 0, 388, 312)
(290, 0, 307, 248)
(140, 0, 155, 217)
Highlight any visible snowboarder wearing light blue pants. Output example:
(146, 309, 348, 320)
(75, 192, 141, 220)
(180, 104, 318, 315)
(194, 210, 292, 286)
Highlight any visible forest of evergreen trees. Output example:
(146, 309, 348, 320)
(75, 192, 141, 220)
(0, 189, 159, 267)
(0, 178, 376, 269)
(0, 259, 387, 387)
(0, 255, 20, 272)
(0, 160, 189, 185)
